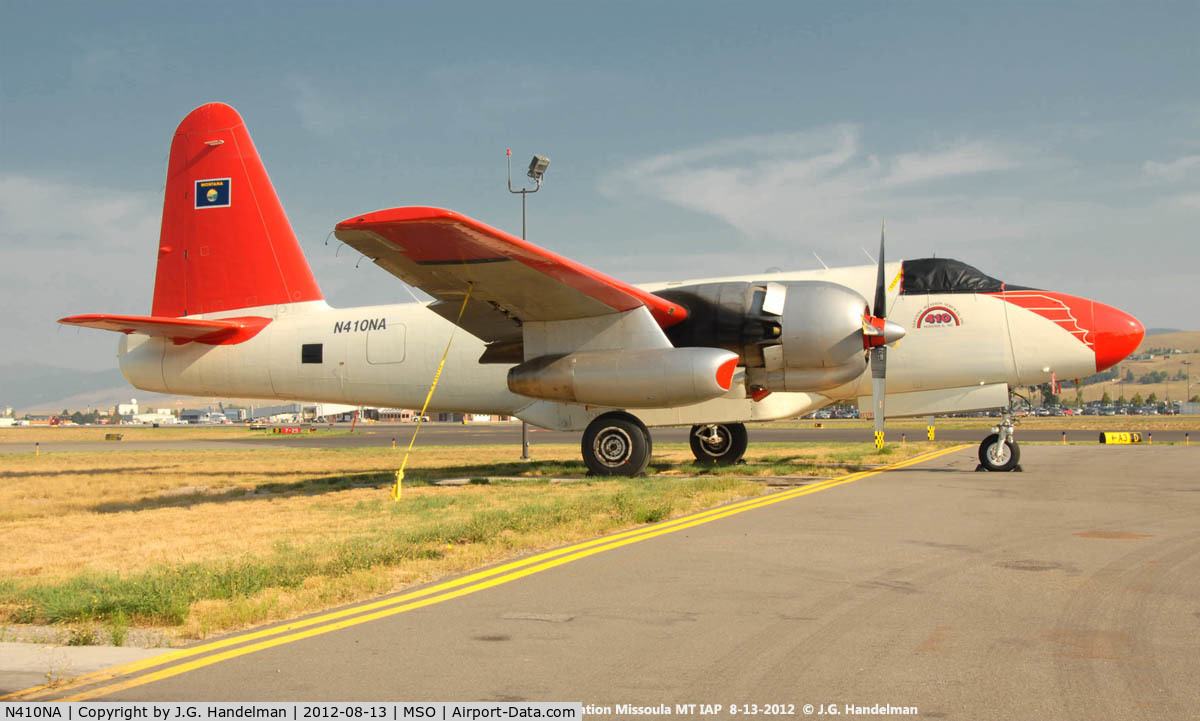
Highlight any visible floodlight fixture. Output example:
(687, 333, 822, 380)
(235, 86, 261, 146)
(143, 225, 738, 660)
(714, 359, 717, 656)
(527, 155, 550, 182)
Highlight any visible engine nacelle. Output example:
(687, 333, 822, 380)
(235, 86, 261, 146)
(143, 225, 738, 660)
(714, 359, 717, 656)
(507, 347, 739, 408)
(751, 281, 869, 392)
(655, 280, 869, 393)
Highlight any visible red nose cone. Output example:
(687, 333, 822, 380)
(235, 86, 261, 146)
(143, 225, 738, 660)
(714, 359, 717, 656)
(1092, 302, 1144, 372)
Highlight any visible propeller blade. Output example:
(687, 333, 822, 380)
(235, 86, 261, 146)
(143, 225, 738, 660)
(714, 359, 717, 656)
(871, 345, 886, 449)
(873, 221, 887, 319)
(871, 221, 888, 450)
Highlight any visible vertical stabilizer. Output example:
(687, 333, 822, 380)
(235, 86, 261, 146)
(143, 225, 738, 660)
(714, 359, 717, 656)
(152, 103, 323, 317)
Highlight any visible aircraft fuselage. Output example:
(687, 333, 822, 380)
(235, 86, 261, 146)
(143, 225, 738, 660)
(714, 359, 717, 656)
(117, 261, 1123, 431)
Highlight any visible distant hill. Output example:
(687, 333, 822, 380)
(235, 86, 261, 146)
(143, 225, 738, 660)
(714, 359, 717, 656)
(0, 363, 132, 413)
(1071, 330, 1200, 405)
(0, 362, 281, 415)
(1137, 331, 1200, 354)
(1145, 328, 1182, 336)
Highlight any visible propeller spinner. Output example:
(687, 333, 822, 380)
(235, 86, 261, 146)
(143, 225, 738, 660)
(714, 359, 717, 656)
(863, 222, 906, 449)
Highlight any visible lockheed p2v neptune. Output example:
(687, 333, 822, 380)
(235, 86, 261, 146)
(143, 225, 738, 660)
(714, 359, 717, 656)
(61, 103, 1145, 474)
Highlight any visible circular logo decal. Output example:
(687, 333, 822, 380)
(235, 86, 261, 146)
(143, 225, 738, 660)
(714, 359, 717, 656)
(206, 188, 219, 203)
(915, 304, 961, 328)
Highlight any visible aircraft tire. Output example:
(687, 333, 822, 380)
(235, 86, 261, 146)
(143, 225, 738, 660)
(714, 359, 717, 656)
(978, 433, 1020, 472)
(582, 412, 651, 477)
(689, 423, 749, 465)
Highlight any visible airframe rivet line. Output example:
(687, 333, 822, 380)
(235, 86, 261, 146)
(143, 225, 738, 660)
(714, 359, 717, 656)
(16, 445, 968, 702)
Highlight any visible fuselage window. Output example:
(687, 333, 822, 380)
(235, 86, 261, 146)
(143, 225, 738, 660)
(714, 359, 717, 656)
(301, 343, 323, 364)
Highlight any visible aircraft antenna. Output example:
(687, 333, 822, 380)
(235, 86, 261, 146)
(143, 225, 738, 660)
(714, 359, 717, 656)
(812, 252, 829, 270)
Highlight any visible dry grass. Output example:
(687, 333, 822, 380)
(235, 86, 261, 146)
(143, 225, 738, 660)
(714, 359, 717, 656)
(765, 415, 1200, 432)
(0, 426, 293, 444)
(1137, 331, 1200, 353)
(0, 445, 587, 573)
(0, 441, 942, 641)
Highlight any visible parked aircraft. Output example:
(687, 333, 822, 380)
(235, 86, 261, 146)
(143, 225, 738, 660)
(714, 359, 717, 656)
(61, 103, 1144, 474)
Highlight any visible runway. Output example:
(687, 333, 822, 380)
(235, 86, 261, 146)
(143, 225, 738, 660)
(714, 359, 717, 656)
(26, 444, 1200, 719)
(1, 423, 1192, 454)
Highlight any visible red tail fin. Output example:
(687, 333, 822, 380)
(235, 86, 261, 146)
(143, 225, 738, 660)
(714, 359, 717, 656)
(152, 103, 323, 317)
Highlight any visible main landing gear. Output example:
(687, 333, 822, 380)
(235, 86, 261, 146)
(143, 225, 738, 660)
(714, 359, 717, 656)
(580, 415, 752, 476)
(977, 411, 1022, 472)
(689, 423, 749, 466)
(581, 412, 653, 476)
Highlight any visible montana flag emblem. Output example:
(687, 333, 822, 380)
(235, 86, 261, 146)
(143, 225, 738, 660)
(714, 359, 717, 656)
(195, 178, 231, 209)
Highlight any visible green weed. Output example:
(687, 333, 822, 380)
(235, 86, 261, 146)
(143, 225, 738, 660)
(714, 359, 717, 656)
(107, 611, 129, 646)
(65, 624, 98, 646)
(0, 475, 758, 628)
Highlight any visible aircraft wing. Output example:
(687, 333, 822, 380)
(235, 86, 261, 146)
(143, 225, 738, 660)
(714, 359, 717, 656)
(58, 314, 270, 345)
(333, 208, 688, 346)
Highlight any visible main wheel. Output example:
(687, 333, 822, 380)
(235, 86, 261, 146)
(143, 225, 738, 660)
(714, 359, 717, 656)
(978, 433, 1020, 472)
(689, 423, 749, 465)
(582, 412, 652, 476)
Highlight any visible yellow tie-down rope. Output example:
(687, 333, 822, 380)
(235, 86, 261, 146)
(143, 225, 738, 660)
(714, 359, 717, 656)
(392, 283, 473, 501)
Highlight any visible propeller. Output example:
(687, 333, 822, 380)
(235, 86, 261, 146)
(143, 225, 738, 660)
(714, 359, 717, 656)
(862, 221, 906, 449)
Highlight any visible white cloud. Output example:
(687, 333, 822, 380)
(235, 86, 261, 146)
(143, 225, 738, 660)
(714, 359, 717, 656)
(1143, 154, 1200, 183)
(0, 174, 159, 366)
(883, 143, 1018, 187)
(600, 126, 1032, 255)
(596, 129, 1200, 332)
(1170, 193, 1200, 208)
(0, 174, 159, 249)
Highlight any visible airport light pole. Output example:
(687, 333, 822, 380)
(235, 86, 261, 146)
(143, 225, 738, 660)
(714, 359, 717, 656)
(508, 149, 550, 461)
(1184, 360, 1192, 404)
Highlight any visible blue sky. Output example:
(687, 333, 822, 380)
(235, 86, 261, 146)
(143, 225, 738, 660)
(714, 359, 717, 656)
(2, 1, 1197, 370)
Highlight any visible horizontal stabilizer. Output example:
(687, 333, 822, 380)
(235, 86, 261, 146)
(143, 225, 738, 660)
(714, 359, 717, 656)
(58, 314, 270, 345)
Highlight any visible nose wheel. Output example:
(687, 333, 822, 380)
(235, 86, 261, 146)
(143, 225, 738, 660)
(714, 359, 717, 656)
(976, 410, 1022, 472)
(689, 423, 749, 465)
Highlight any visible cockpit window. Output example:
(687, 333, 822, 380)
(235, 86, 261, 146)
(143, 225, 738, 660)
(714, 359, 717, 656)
(900, 258, 1020, 294)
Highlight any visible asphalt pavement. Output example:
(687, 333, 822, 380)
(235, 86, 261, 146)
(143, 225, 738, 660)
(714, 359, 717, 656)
(12, 444, 1199, 720)
(1, 422, 1193, 455)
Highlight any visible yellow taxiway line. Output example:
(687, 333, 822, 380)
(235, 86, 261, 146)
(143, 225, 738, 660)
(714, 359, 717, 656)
(5, 444, 967, 702)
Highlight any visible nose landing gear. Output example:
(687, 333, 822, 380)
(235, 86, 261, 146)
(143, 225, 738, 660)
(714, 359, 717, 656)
(689, 423, 749, 466)
(977, 410, 1022, 472)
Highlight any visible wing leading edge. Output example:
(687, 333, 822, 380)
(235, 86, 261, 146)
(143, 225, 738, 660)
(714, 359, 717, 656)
(333, 208, 688, 346)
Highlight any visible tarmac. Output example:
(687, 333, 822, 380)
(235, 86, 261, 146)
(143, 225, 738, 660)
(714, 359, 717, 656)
(0, 642, 171, 697)
(3, 443, 1197, 719)
(1, 422, 1194, 454)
